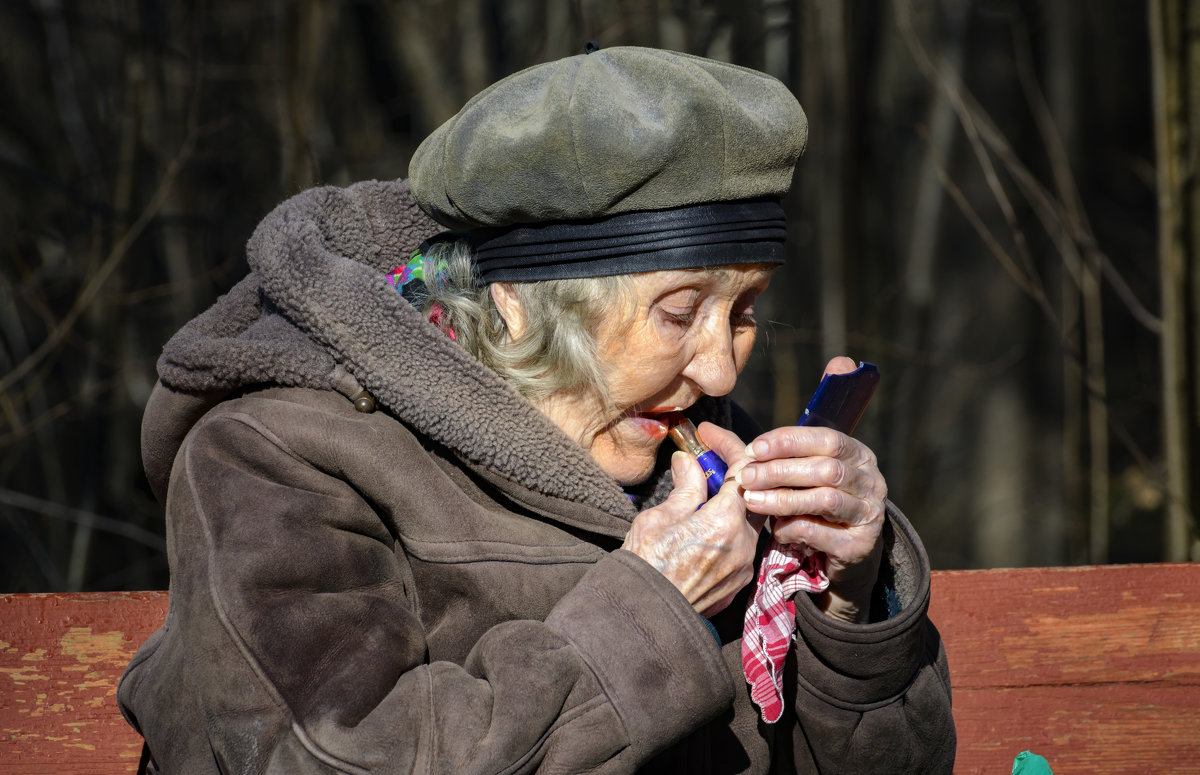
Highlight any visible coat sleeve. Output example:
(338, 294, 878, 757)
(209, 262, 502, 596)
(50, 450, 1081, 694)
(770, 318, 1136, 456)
(726, 401, 955, 773)
(701, 506, 955, 775)
(119, 405, 734, 774)
(782, 505, 956, 773)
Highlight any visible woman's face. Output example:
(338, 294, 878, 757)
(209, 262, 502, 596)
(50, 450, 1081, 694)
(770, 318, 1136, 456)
(542, 264, 773, 485)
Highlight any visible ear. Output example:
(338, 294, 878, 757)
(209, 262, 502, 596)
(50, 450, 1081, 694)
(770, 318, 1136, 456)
(489, 282, 525, 340)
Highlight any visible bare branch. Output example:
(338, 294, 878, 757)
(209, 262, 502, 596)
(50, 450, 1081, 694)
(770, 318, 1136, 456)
(964, 92, 1164, 335)
(0, 378, 115, 447)
(114, 256, 239, 306)
(896, 0, 1159, 503)
(0, 97, 199, 396)
(894, 0, 1163, 336)
(0, 488, 165, 551)
(919, 126, 1039, 298)
(896, 1, 1060, 328)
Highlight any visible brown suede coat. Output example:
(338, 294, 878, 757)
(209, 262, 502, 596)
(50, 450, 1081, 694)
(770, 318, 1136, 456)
(118, 180, 955, 773)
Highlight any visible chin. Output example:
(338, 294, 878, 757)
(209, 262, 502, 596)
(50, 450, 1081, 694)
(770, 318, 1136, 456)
(603, 452, 661, 487)
(591, 424, 670, 486)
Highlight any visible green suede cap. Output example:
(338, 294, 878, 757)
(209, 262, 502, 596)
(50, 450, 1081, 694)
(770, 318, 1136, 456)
(408, 46, 808, 231)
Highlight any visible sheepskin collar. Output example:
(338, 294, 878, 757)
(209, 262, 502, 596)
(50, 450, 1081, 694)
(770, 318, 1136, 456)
(146, 179, 731, 523)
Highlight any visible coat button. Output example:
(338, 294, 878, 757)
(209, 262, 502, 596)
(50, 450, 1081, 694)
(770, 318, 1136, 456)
(353, 390, 377, 413)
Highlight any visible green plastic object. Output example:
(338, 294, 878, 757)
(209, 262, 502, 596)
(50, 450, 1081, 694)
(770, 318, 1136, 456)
(1012, 750, 1053, 775)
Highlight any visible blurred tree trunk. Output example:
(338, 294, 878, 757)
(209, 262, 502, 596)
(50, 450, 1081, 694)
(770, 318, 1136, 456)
(972, 382, 1030, 566)
(887, 0, 970, 518)
(802, 0, 851, 360)
(762, 0, 807, 430)
(0, 0, 1171, 587)
(1150, 0, 1200, 562)
(1043, 1, 1105, 564)
(278, 0, 329, 191)
(724, 0, 763, 71)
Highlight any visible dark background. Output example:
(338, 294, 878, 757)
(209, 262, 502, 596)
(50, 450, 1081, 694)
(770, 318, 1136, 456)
(2, 0, 1196, 592)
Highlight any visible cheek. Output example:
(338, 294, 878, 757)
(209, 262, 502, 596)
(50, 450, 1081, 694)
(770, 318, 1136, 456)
(733, 328, 757, 372)
(619, 326, 689, 374)
(615, 348, 689, 396)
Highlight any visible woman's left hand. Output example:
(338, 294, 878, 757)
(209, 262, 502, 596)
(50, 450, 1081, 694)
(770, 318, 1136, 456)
(705, 356, 888, 624)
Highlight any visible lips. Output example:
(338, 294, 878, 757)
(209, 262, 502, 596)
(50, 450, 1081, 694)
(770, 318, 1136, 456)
(626, 407, 686, 440)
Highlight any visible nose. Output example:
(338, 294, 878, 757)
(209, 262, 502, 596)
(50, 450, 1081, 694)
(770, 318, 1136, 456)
(682, 319, 739, 397)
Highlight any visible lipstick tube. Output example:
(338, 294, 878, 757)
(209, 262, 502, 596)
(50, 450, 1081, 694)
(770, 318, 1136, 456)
(666, 364, 878, 505)
(667, 415, 728, 498)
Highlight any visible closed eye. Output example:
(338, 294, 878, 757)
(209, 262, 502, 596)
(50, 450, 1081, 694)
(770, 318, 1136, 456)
(732, 306, 757, 328)
(658, 305, 697, 329)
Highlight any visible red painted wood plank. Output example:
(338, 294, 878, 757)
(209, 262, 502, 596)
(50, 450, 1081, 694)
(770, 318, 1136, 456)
(930, 565, 1200, 687)
(930, 565, 1200, 774)
(0, 592, 167, 775)
(2, 566, 1198, 773)
(951, 684, 1200, 774)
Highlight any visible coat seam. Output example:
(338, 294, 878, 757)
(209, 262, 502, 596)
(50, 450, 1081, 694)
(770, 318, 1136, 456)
(184, 417, 371, 775)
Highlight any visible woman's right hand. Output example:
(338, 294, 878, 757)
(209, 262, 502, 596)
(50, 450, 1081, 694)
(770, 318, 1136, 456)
(621, 429, 762, 617)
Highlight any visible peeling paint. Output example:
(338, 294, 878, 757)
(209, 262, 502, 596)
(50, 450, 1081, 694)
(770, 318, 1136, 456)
(60, 628, 136, 667)
(1, 592, 163, 771)
(0, 666, 49, 683)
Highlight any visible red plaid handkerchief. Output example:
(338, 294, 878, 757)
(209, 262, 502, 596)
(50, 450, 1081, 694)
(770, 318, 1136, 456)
(741, 538, 829, 723)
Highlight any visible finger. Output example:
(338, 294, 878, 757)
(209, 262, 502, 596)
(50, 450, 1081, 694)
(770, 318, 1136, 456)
(742, 484, 881, 526)
(770, 514, 880, 569)
(699, 473, 767, 535)
(664, 450, 709, 513)
(744, 426, 876, 469)
(738, 455, 886, 501)
(694, 420, 752, 493)
(823, 355, 858, 377)
(772, 513, 854, 550)
(695, 421, 751, 471)
(772, 509, 884, 556)
(693, 422, 767, 531)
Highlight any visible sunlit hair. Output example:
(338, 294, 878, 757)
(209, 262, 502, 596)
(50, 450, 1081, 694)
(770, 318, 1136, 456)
(414, 238, 636, 407)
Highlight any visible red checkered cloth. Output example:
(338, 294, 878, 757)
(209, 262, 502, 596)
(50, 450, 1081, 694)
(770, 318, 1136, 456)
(741, 537, 829, 723)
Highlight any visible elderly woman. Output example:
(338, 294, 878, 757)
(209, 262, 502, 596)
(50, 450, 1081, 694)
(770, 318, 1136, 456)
(119, 46, 954, 773)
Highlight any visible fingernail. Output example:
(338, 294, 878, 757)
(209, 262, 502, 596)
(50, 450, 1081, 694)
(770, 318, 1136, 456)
(745, 441, 767, 460)
(743, 489, 765, 506)
(671, 450, 689, 468)
(739, 466, 756, 486)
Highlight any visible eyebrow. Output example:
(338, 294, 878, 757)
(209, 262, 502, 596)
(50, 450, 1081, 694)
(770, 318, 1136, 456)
(711, 265, 775, 287)
(678, 264, 773, 281)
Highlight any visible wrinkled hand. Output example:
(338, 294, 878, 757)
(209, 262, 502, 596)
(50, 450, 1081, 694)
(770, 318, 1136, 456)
(621, 439, 762, 618)
(722, 356, 887, 623)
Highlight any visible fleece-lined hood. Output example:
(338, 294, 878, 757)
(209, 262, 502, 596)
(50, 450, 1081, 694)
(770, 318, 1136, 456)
(126, 179, 958, 775)
(142, 179, 730, 521)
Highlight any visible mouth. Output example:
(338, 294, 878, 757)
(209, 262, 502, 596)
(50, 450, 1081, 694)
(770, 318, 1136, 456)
(625, 406, 687, 440)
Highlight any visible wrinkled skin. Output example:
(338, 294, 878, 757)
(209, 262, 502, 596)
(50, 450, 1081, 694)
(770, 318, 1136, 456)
(726, 356, 887, 623)
(498, 268, 887, 623)
(620, 446, 763, 618)
(623, 358, 887, 623)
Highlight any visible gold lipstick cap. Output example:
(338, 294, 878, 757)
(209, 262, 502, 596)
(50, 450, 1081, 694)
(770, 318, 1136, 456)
(667, 415, 709, 458)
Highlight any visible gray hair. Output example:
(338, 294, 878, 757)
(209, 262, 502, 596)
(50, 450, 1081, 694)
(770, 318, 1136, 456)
(414, 239, 635, 407)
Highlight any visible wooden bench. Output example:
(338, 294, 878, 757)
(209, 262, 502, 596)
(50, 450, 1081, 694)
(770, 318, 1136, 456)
(2, 565, 1197, 774)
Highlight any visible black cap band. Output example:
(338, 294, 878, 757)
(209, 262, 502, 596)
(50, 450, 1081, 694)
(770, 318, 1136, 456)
(468, 198, 787, 283)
